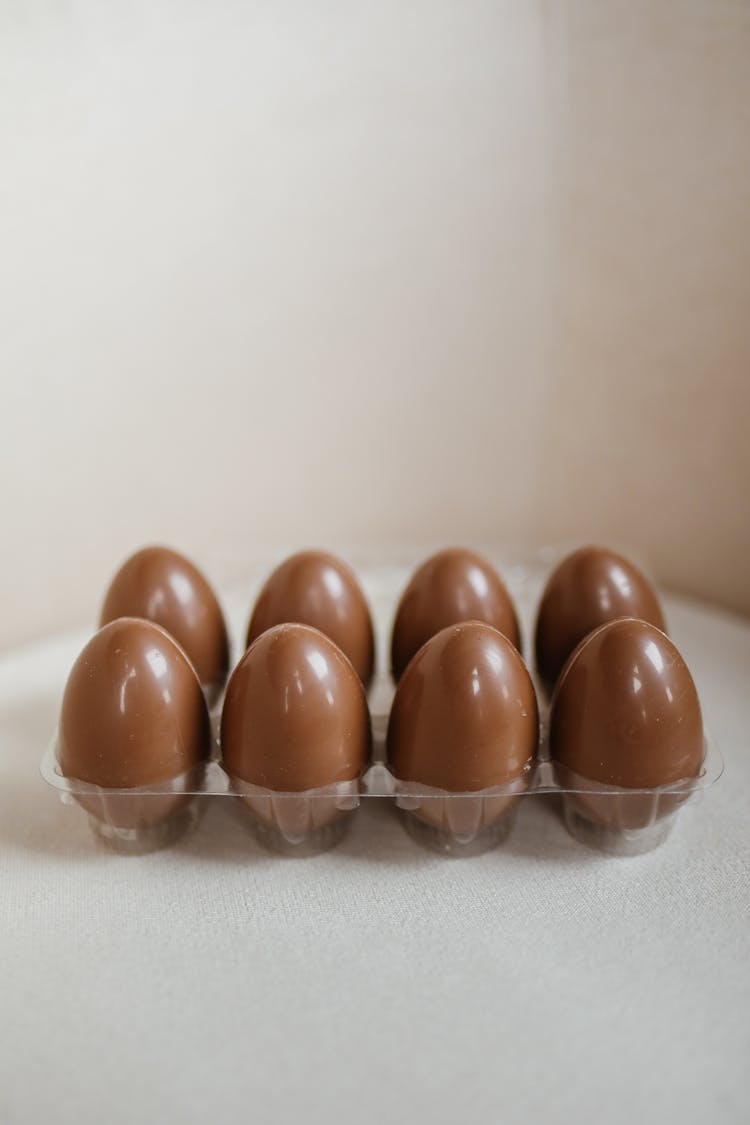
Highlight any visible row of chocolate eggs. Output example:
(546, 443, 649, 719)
(55, 544, 704, 853)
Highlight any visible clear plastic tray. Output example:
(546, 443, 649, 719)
(40, 702, 723, 858)
(40, 556, 724, 857)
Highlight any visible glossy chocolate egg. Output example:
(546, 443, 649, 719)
(549, 618, 703, 832)
(391, 549, 521, 682)
(100, 546, 229, 698)
(58, 618, 211, 828)
(222, 623, 371, 792)
(387, 622, 538, 792)
(246, 551, 375, 686)
(534, 546, 666, 692)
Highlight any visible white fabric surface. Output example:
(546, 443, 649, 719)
(1, 569, 749, 1125)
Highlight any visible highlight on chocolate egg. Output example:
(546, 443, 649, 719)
(100, 545, 229, 703)
(390, 548, 521, 682)
(245, 551, 375, 687)
(549, 617, 704, 848)
(534, 545, 666, 693)
(386, 621, 538, 853)
(222, 623, 371, 852)
(57, 618, 211, 848)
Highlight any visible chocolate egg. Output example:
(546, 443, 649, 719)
(100, 546, 229, 700)
(549, 617, 704, 834)
(222, 624, 371, 845)
(391, 549, 521, 682)
(534, 546, 666, 692)
(387, 622, 538, 843)
(58, 618, 211, 831)
(246, 551, 375, 686)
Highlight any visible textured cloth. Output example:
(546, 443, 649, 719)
(1, 570, 749, 1125)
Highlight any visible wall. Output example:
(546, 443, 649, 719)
(1, 0, 748, 649)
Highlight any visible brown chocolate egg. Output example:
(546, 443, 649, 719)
(58, 618, 211, 830)
(387, 623, 537, 841)
(223, 623, 370, 790)
(246, 551, 375, 687)
(390, 549, 521, 682)
(534, 546, 666, 692)
(100, 546, 229, 699)
(549, 618, 704, 833)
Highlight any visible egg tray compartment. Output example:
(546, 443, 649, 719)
(40, 703, 723, 857)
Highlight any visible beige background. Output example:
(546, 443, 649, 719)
(1, 0, 748, 651)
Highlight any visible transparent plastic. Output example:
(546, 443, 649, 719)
(40, 729, 722, 856)
(230, 777, 360, 855)
(40, 556, 724, 857)
(88, 802, 202, 855)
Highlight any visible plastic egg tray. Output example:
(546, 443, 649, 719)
(41, 555, 723, 858)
